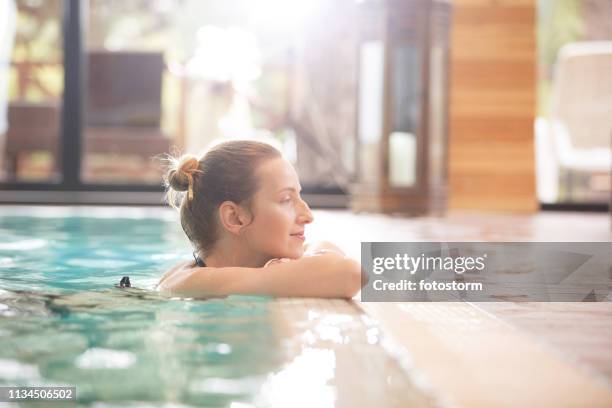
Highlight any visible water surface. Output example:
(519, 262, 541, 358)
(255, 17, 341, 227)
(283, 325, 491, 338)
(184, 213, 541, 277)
(0, 213, 280, 407)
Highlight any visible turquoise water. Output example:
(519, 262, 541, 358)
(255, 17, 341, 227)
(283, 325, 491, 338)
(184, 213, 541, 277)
(0, 212, 282, 407)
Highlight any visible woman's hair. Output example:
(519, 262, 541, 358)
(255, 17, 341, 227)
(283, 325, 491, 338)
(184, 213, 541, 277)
(164, 140, 282, 257)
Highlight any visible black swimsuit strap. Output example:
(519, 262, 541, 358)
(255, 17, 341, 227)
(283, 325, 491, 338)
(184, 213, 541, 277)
(193, 252, 206, 267)
(116, 276, 131, 288)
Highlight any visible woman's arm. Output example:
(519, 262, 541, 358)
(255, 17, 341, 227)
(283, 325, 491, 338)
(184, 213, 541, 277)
(158, 252, 363, 299)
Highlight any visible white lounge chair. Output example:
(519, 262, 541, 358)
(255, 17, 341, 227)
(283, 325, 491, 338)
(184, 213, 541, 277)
(541, 41, 612, 203)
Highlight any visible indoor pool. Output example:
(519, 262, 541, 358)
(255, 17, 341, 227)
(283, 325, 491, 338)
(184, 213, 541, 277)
(0, 207, 282, 407)
(0, 206, 436, 408)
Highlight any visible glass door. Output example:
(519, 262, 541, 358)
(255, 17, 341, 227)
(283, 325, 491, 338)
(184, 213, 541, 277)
(1, 0, 64, 183)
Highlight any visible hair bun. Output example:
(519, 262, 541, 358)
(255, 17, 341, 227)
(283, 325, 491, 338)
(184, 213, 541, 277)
(168, 155, 199, 192)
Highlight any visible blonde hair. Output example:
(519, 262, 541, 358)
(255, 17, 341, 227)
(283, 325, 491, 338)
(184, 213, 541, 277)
(166, 155, 201, 205)
(164, 140, 282, 257)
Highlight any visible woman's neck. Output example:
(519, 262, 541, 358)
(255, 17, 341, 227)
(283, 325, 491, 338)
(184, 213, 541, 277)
(203, 243, 270, 268)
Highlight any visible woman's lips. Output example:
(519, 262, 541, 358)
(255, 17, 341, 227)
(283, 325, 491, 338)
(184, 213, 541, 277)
(291, 233, 305, 241)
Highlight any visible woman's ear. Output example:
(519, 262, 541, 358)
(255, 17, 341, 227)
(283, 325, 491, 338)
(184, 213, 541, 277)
(218, 201, 251, 236)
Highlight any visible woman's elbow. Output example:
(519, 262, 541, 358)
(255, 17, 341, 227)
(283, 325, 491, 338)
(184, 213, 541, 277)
(341, 258, 364, 299)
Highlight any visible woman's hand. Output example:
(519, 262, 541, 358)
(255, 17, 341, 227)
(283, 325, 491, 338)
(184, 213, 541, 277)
(261, 241, 345, 267)
(264, 258, 291, 267)
(303, 241, 345, 256)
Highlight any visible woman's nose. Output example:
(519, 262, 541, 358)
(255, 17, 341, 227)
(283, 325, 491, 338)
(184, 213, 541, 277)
(298, 200, 314, 224)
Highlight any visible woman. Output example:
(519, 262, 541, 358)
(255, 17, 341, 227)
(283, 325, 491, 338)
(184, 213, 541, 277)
(156, 140, 362, 299)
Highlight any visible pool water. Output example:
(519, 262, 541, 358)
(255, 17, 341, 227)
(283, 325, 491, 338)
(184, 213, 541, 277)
(0, 210, 282, 407)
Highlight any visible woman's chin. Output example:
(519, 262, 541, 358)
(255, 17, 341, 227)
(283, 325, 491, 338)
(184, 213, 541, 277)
(285, 248, 303, 260)
(284, 242, 305, 258)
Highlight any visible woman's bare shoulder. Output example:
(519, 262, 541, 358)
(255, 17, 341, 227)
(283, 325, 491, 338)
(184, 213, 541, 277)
(157, 260, 194, 288)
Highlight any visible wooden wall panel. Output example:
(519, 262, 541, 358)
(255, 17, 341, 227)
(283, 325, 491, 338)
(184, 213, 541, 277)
(448, 0, 538, 212)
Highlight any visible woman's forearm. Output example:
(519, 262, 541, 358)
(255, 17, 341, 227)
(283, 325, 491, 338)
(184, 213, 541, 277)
(244, 252, 362, 298)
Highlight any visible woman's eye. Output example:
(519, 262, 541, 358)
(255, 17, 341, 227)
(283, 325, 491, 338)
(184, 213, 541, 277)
(281, 197, 292, 203)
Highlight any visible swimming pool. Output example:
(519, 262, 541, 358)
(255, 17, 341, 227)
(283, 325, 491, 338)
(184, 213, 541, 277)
(0, 206, 436, 407)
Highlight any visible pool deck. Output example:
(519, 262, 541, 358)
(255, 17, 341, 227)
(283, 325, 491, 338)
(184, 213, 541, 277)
(270, 298, 437, 407)
(273, 210, 612, 407)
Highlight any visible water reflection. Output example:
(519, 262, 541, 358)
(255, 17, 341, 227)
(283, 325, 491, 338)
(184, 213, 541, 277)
(261, 348, 336, 408)
(257, 301, 435, 408)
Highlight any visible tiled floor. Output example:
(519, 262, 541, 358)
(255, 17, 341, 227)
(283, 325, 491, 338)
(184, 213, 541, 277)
(271, 210, 612, 407)
(474, 302, 612, 383)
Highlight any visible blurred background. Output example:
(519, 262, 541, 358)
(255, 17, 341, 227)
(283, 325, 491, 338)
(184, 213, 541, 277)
(0, 0, 610, 212)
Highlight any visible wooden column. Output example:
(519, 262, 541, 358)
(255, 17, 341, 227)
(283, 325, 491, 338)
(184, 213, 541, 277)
(448, 0, 538, 212)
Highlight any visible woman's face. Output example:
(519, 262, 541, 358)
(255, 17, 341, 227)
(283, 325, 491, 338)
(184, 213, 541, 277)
(243, 157, 314, 259)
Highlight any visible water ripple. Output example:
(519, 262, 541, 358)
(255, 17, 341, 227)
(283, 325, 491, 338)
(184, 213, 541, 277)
(75, 348, 137, 369)
(0, 239, 47, 251)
